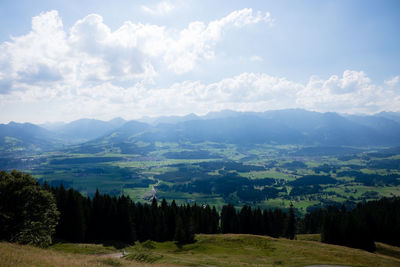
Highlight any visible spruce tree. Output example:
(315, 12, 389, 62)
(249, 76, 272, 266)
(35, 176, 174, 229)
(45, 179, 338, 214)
(286, 203, 296, 240)
(174, 214, 186, 244)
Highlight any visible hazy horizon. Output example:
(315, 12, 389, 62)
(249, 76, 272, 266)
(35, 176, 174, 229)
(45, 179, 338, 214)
(2, 108, 400, 125)
(0, 0, 399, 124)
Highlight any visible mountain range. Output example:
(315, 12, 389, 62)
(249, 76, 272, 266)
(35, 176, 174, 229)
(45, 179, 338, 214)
(1, 109, 400, 155)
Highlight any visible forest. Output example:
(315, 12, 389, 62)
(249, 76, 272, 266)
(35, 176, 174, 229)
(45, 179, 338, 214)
(1, 170, 400, 253)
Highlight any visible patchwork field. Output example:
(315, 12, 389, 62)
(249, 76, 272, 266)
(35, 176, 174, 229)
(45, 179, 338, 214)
(2, 143, 400, 213)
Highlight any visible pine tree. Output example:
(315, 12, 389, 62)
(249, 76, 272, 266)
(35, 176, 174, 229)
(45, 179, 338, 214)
(184, 217, 195, 244)
(286, 203, 296, 240)
(174, 214, 186, 244)
(221, 204, 237, 233)
(66, 189, 86, 242)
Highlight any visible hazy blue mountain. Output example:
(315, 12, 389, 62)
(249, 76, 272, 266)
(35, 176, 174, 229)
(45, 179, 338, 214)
(108, 117, 127, 128)
(374, 111, 400, 124)
(307, 112, 382, 146)
(202, 109, 243, 120)
(100, 109, 400, 147)
(345, 114, 400, 145)
(3, 110, 400, 155)
(261, 109, 325, 132)
(50, 118, 127, 144)
(139, 113, 200, 125)
(99, 120, 150, 142)
(40, 121, 66, 131)
(66, 120, 152, 155)
(0, 122, 60, 154)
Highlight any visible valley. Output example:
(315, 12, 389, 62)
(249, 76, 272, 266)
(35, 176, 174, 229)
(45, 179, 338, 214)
(2, 3, 400, 266)
(12, 144, 400, 213)
(1, 110, 400, 213)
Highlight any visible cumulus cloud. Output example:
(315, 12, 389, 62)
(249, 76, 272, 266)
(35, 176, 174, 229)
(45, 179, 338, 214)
(0, 11, 69, 93)
(141, 1, 175, 16)
(0, 9, 399, 123)
(1, 68, 399, 123)
(160, 8, 272, 73)
(0, 8, 272, 98)
(138, 70, 397, 117)
(297, 71, 383, 113)
(137, 70, 395, 116)
(385, 76, 399, 86)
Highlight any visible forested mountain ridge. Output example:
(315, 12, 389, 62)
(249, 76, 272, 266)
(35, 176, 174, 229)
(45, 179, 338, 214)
(2, 109, 400, 155)
(75, 109, 400, 148)
(0, 122, 60, 154)
(42, 117, 127, 144)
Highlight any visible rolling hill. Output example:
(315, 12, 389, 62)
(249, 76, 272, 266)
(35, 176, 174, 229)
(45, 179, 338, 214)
(1, 234, 400, 266)
(0, 122, 60, 154)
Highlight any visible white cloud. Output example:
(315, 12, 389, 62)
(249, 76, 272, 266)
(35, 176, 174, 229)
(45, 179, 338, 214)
(0, 9, 399, 123)
(74, 70, 400, 116)
(249, 55, 263, 62)
(141, 1, 175, 16)
(385, 76, 399, 86)
(1, 69, 399, 123)
(0, 8, 273, 96)
(0, 11, 69, 93)
(116, 70, 398, 118)
(296, 71, 390, 114)
(161, 8, 273, 73)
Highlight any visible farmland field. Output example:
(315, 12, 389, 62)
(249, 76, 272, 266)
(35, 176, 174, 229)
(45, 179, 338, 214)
(3, 142, 400, 213)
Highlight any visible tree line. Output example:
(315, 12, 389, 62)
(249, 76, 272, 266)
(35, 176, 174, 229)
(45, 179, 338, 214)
(301, 197, 400, 252)
(1, 170, 400, 253)
(50, 184, 295, 244)
(51, 184, 219, 245)
(220, 204, 295, 239)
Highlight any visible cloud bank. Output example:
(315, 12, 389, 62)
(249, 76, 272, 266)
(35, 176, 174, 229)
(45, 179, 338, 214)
(0, 8, 272, 93)
(0, 10, 399, 123)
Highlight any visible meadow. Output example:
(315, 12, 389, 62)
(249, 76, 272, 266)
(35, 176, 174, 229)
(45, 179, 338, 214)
(1, 234, 400, 266)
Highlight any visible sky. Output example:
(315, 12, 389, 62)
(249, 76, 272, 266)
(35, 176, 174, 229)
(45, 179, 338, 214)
(0, 0, 399, 123)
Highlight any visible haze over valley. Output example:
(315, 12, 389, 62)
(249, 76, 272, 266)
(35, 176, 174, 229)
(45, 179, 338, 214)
(1, 1, 400, 266)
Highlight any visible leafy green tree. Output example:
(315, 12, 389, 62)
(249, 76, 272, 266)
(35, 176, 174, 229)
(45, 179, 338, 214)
(0, 170, 59, 247)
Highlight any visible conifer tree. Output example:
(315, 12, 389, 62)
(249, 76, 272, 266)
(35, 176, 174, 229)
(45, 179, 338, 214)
(174, 214, 186, 244)
(286, 203, 296, 240)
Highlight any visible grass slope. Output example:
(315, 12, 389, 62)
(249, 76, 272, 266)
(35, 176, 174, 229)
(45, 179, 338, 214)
(1, 234, 400, 267)
(0, 242, 160, 267)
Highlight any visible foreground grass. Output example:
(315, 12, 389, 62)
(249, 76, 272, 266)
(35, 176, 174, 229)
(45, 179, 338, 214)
(50, 242, 119, 255)
(126, 234, 400, 267)
(0, 242, 169, 267)
(1, 234, 400, 266)
(376, 242, 400, 261)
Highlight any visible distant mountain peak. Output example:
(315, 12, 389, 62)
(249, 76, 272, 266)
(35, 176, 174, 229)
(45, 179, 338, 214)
(2, 109, 400, 153)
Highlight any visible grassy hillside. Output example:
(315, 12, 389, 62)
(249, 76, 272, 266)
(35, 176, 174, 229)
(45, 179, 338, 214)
(2, 234, 400, 267)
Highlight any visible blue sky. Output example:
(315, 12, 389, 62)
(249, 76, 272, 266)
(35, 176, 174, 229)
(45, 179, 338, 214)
(0, 0, 399, 123)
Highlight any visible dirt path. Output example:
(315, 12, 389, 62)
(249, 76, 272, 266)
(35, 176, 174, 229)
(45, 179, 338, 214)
(142, 179, 160, 200)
